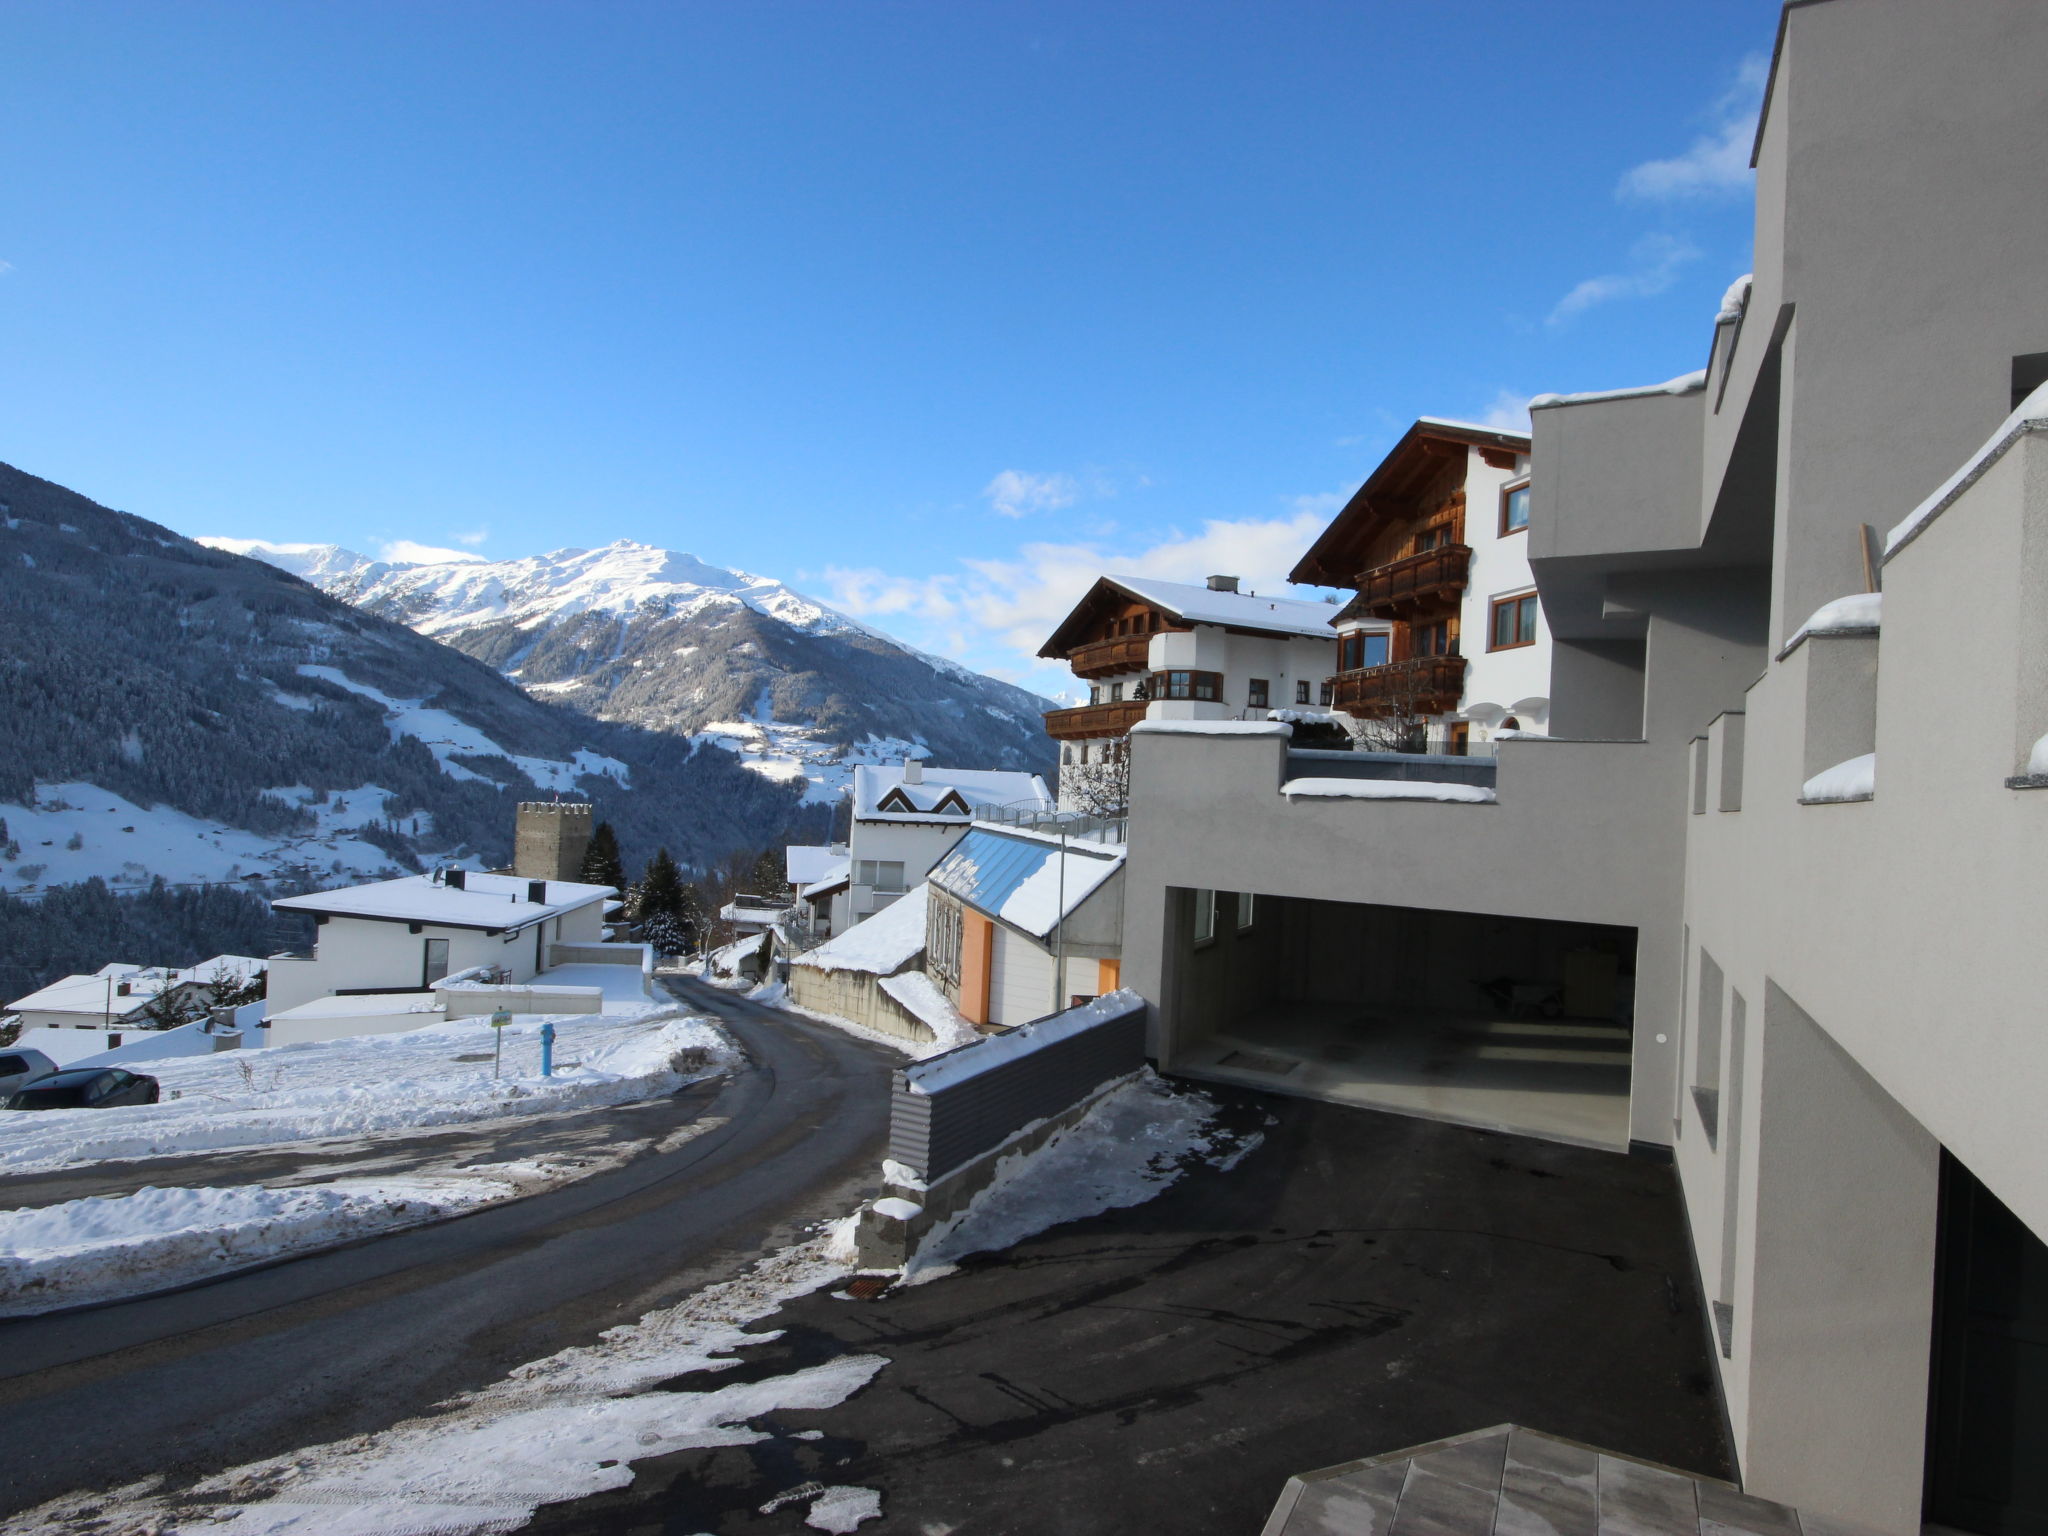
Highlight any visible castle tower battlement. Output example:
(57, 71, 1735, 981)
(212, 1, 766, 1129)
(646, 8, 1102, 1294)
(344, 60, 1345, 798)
(514, 801, 593, 882)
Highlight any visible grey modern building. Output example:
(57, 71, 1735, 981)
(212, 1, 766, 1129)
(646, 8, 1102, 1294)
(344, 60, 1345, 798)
(1117, 3, 2048, 1531)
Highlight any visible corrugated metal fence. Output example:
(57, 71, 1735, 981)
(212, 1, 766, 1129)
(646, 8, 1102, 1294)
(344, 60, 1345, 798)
(889, 992, 1148, 1182)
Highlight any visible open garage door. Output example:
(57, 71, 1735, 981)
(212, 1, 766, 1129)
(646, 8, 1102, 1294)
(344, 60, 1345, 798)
(1160, 889, 1636, 1151)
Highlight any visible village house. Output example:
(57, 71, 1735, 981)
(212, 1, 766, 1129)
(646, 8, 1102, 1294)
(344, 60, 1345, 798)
(1113, 4, 2048, 1530)
(832, 761, 1052, 931)
(1290, 419, 1550, 755)
(1036, 575, 1367, 811)
(5, 955, 265, 1039)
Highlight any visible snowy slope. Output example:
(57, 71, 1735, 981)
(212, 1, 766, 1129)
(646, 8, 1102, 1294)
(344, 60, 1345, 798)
(215, 538, 1058, 796)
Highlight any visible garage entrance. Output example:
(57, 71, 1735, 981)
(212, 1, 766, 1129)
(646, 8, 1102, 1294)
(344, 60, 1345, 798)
(1161, 889, 1636, 1150)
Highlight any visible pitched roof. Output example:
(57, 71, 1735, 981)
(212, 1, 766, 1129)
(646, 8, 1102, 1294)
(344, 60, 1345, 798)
(1038, 575, 1341, 657)
(850, 765, 1051, 821)
(926, 826, 1124, 940)
(274, 871, 615, 933)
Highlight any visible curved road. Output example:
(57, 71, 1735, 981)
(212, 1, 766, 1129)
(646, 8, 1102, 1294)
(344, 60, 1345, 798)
(0, 977, 899, 1519)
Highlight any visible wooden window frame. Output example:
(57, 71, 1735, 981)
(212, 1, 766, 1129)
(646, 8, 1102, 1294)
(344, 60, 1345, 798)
(1488, 591, 1540, 652)
(1499, 478, 1532, 538)
(1247, 678, 1269, 709)
(1294, 680, 1310, 705)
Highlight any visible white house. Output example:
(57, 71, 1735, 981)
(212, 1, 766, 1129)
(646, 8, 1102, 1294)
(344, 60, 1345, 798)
(839, 762, 1052, 927)
(1289, 418, 1550, 754)
(1036, 574, 1369, 809)
(923, 823, 1126, 1029)
(6, 955, 267, 1037)
(266, 869, 614, 1020)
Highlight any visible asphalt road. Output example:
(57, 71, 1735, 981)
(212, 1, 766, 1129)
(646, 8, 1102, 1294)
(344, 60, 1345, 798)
(521, 1088, 1733, 1536)
(0, 975, 901, 1520)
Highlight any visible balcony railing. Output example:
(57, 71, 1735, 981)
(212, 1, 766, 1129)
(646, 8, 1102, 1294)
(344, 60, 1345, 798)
(1067, 634, 1153, 679)
(1352, 544, 1471, 617)
(1329, 654, 1466, 716)
(1043, 698, 1149, 741)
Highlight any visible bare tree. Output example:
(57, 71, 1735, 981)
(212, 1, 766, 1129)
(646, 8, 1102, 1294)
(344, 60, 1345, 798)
(1062, 737, 1131, 816)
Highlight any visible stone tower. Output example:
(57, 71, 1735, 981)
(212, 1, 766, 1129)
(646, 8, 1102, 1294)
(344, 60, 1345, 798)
(514, 801, 593, 882)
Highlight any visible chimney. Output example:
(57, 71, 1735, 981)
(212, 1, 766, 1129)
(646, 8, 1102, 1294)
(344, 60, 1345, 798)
(1206, 574, 1240, 593)
(903, 758, 924, 784)
(514, 800, 593, 881)
(445, 868, 467, 890)
(527, 879, 548, 905)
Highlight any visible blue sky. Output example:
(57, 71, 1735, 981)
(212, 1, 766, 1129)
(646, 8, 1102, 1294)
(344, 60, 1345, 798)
(0, 1, 1776, 694)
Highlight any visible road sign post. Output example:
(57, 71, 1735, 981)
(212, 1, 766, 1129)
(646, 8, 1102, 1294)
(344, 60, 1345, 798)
(490, 1004, 512, 1079)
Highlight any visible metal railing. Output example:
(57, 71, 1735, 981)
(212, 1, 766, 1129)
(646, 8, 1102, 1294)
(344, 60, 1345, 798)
(972, 802, 1128, 846)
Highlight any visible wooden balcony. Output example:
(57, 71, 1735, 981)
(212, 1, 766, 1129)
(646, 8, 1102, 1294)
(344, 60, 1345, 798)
(1352, 544, 1471, 618)
(1067, 634, 1153, 679)
(1044, 699, 1149, 741)
(1330, 654, 1466, 717)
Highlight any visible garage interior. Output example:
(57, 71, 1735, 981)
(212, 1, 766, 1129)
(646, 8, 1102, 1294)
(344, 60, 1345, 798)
(1163, 889, 1637, 1151)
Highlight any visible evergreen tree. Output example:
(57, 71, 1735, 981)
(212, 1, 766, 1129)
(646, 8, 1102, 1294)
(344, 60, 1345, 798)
(747, 846, 793, 902)
(635, 848, 686, 921)
(676, 881, 710, 948)
(640, 910, 687, 957)
(579, 820, 627, 891)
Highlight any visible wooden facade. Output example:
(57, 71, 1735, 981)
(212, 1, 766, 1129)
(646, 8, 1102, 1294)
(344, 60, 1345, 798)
(1044, 699, 1149, 742)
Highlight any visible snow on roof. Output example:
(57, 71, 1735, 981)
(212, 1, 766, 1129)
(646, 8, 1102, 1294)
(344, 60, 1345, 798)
(800, 857, 851, 899)
(851, 765, 1051, 820)
(785, 845, 845, 887)
(1886, 380, 2048, 556)
(1103, 575, 1342, 639)
(7, 970, 174, 1016)
(266, 993, 447, 1020)
(926, 828, 1124, 940)
(902, 988, 1143, 1096)
(1800, 752, 1876, 805)
(1717, 274, 1753, 324)
(274, 871, 614, 932)
(1529, 370, 1709, 411)
(877, 970, 979, 1051)
(1414, 416, 1532, 443)
(179, 954, 268, 986)
(794, 883, 928, 975)
(1282, 777, 1497, 804)
(1128, 719, 1292, 739)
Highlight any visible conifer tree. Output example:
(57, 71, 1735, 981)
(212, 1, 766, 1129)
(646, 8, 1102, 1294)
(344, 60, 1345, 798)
(579, 820, 627, 891)
(635, 847, 686, 921)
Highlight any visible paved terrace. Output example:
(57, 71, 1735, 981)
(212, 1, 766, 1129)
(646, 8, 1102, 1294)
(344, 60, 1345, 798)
(522, 1088, 1730, 1534)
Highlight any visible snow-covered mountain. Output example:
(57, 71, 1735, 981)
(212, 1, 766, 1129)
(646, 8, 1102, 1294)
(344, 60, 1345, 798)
(209, 539, 1057, 802)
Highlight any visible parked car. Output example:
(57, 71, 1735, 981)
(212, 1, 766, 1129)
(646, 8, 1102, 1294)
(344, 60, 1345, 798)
(6, 1067, 160, 1110)
(0, 1049, 58, 1099)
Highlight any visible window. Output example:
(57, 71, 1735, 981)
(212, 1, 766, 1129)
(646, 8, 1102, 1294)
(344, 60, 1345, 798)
(423, 937, 450, 986)
(1154, 670, 1222, 701)
(1295, 680, 1310, 705)
(1089, 685, 1103, 705)
(1415, 527, 1443, 554)
(928, 897, 964, 984)
(1247, 679, 1269, 709)
(1109, 682, 1124, 703)
(1193, 889, 1216, 944)
(1413, 619, 1456, 657)
(857, 860, 906, 892)
(1489, 592, 1539, 650)
(1501, 481, 1531, 535)
(1237, 892, 1256, 930)
(1337, 631, 1391, 671)
(1319, 680, 1333, 706)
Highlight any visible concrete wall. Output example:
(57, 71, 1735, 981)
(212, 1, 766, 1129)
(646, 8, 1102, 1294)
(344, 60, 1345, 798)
(787, 962, 937, 1045)
(434, 983, 604, 1018)
(266, 1003, 446, 1048)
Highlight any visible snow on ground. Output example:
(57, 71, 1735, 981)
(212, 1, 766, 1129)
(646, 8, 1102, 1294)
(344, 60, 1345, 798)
(904, 1070, 1254, 1284)
(0, 1008, 735, 1176)
(0, 1177, 523, 1317)
(0, 781, 408, 896)
(692, 695, 930, 807)
(4, 1227, 884, 1536)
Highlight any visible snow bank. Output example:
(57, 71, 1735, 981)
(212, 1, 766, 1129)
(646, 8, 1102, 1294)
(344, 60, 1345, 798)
(0, 1177, 517, 1316)
(0, 1012, 735, 1175)
(1888, 380, 2048, 555)
(1282, 776, 1496, 804)
(1717, 273, 1753, 323)
(1801, 752, 1876, 804)
(794, 884, 927, 975)
(1785, 591, 1881, 650)
(876, 970, 979, 1051)
(903, 989, 1142, 1096)
(1128, 719, 1291, 739)
(906, 1070, 1255, 1282)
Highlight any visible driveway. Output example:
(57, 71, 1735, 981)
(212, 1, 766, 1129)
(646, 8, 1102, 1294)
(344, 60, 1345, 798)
(0, 979, 902, 1521)
(519, 1088, 1731, 1535)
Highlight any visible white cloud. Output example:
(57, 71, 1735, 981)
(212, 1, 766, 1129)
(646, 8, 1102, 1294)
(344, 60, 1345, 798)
(983, 469, 1080, 519)
(380, 540, 487, 566)
(1618, 53, 1770, 202)
(0, 259, 14, 277)
(1547, 232, 1700, 325)
(453, 527, 489, 548)
(1477, 390, 1534, 433)
(820, 508, 1341, 686)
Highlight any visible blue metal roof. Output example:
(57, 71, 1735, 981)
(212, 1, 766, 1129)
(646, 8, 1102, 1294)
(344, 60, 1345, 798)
(927, 829, 1055, 914)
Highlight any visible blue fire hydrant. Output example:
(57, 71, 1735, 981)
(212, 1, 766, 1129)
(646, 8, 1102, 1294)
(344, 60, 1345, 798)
(540, 1020, 556, 1078)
